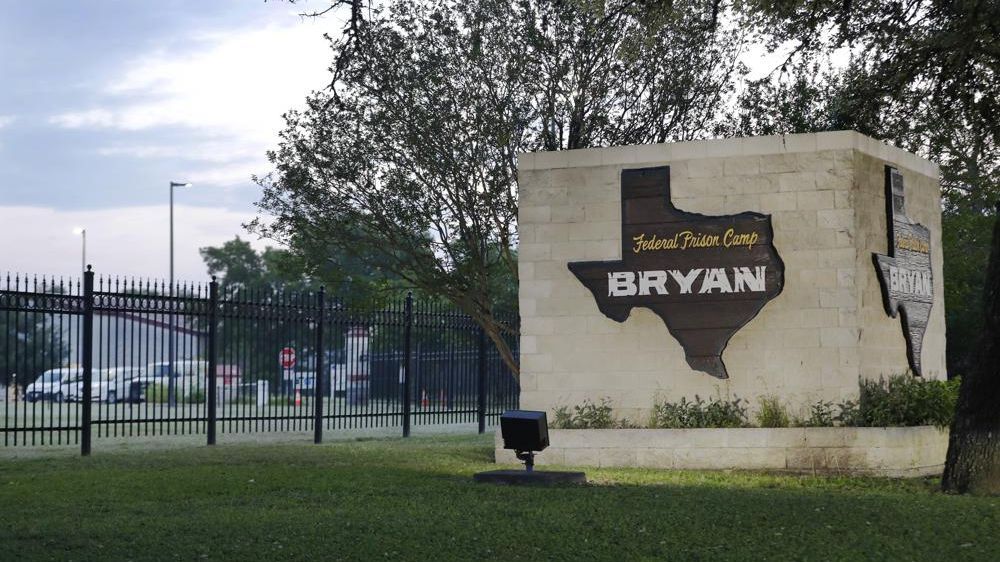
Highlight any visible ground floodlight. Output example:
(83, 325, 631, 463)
(500, 410, 549, 472)
(473, 409, 584, 485)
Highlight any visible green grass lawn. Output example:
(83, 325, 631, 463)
(1, 435, 998, 561)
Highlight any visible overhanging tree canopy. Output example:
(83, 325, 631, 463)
(253, 0, 749, 376)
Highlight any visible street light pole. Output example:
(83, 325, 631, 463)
(73, 228, 86, 273)
(169, 181, 191, 407)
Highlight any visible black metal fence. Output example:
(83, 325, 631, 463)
(0, 268, 519, 454)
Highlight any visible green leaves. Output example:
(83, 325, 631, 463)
(856, 375, 960, 430)
(552, 398, 636, 429)
(255, 0, 750, 375)
(734, 0, 1000, 375)
(649, 395, 750, 428)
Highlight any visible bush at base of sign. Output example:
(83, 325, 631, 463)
(795, 401, 841, 427)
(554, 375, 960, 430)
(841, 374, 959, 428)
(755, 395, 791, 428)
(792, 376, 958, 428)
(649, 395, 750, 429)
(551, 398, 638, 429)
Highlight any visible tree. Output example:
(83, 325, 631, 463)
(200, 237, 402, 386)
(0, 278, 71, 391)
(201, 237, 270, 289)
(201, 236, 397, 303)
(735, 0, 1000, 493)
(254, 0, 749, 376)
(741, 0, 999, 143)
(942, 205, 1000, 494)
(942, 205, 994, 375)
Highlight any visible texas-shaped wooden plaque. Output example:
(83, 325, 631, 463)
(872, 166, 933, 375)
(568, 166, 784, 379)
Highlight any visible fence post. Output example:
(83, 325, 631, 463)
(81, 266, 94, 456)
(314, 287, 325, 444)
(206, 277, 218, 446)
(402, 291, 413, 437)
(477, 324, 487, 434)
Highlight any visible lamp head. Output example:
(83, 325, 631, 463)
(500, 410, 549, 472)
(170, 181, 192, 188)
(500, 410, 549, 453)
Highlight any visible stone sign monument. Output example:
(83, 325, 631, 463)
(516, 131, 946, 424)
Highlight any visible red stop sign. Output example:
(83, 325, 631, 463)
(279, 347, 296, 369)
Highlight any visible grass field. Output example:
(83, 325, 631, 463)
(1, 435, 998, 561)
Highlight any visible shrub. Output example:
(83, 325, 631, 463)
(550, 375, 958, 431)
(855, 375, 959, 428)
(552, 398, 635, 429)
(756, 395, 790, 428)
(795, 401, 837, 427)
(145, 383, 206, 404)
(795, 375, 959, 428)
(834, 399, 862, 427)
(649, 395, 748, 429)
(145, 383, 169, 403)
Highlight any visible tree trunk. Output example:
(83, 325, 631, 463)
(482, 320, 520, 379)
(464, 305, 519, 379)
(942, 208, 1000, 495)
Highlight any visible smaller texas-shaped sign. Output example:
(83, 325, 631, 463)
(568, 166, 784, 379)
(872, 166, 933, 375)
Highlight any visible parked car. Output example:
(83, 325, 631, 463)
(132, 361, 208, 403)
(103, 367, 145, 403)
(144, 360, 208, 380)
(25, 368, 82, 402)
(54, 367, 145, 403)
(64, 369, 106, 402)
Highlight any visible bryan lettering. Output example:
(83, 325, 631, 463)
(607, 267, 768, 296)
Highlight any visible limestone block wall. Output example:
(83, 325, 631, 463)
(494, 427, 949, 477)
(518, 131, 945, 424)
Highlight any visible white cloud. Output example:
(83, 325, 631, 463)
(48, 20, 335, 187)
(0, 205, 268, 281)
(0, 115, 15, 129)
(48, 109, 115, 129)
(97, 141, 262, 165)
(186, 162, 264, 187)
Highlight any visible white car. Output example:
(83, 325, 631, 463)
(63, 367, 144, 403)
(134, 361, 207, 403)
(25, 368, 82, 402)
(105, 367, 146, 403)
(62, 370, 88, 402)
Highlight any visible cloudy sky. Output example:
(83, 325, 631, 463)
(0, 0, 342, 281)
(0, 2, 810, 284)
